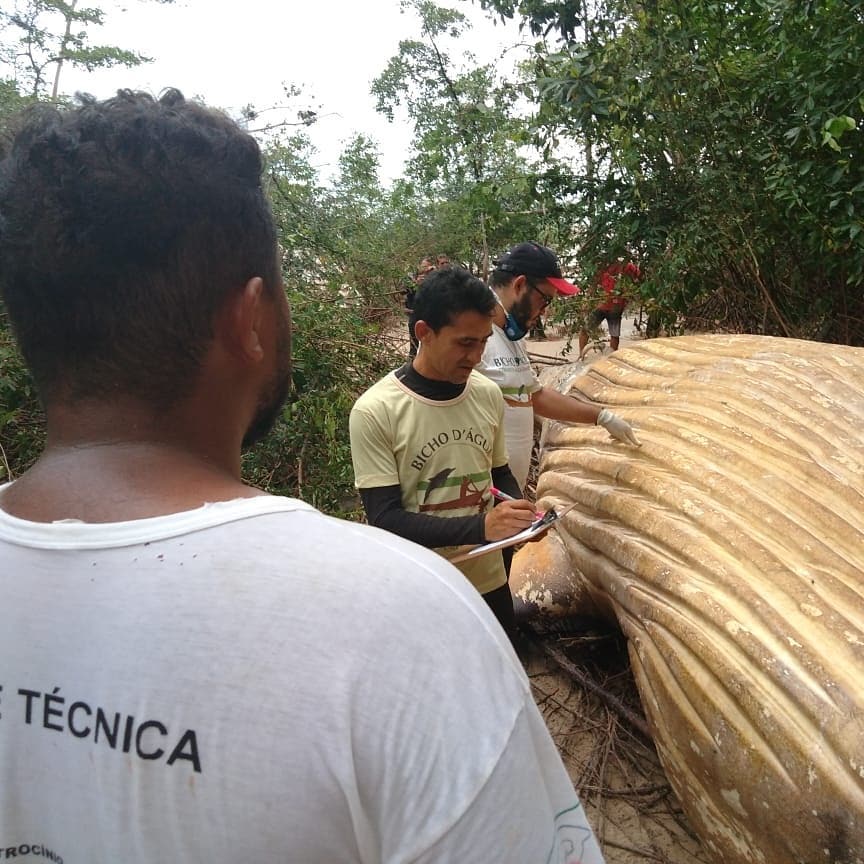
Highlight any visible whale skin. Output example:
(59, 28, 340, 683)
(512, 334, 864, 864)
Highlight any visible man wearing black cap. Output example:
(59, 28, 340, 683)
(478, 242, 641, 493)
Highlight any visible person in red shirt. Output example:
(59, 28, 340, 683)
(578, 261, 641, 357)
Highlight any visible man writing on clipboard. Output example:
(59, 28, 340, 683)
(349, 267, 536, 638)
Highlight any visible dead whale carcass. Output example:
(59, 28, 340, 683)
(512, 334, 864, 864)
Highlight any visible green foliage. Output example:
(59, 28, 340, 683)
(242, 283, 398, 514)
(478, 0, 584, 40)
(0, 81, 43, 481)
(0, 0, 172, 97)
(489, 0, 864, 344)
(0, 306, 44, 482)
(239, 130, 405, 513)
(0, 78, 35, 148)
(6, 0, 863, 513)
(372, 0, 578, 273)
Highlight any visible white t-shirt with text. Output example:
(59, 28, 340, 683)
(0, 491, 604, 863)
(477, 324, 542, 491)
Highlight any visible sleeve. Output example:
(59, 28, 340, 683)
(490, 464, 521, 502)
(413, 700, 605, 864)
(528, 378, 543, 395)
(349, 403, 401, 489)
(600, 269, 616, 294)
(360, 485, 486, 547)
(490, 390, 510, 469)
(348, 549, 606, 864)
(623, 262, 641, 281)
(476, 344, 503, 388)
(523, 344, 543, 395)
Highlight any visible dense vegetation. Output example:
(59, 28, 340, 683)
(483, 0, 864, 342)
(1, 0, 862, 513)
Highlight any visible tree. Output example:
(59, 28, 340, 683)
(480, 0, 864, 345)
(0, 79, 40, 484)
(238, 130, 407, 513)
(0, 0, 173, 98)
(372, 0, 574, 274)
(0, 77, 34, 142)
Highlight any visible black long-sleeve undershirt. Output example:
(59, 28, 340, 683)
(360, 464, 521, 547)
(358, 363, 522, 548)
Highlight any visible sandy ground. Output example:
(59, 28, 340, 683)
(520, 317, 713, 864)
(523, 636, 709, 864)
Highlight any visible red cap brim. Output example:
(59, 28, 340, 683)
(547, 276, 580, 295)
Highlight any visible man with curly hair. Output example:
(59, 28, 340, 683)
(0, 91, 605, 864)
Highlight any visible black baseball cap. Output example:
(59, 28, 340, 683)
(493, 242, 579, 295)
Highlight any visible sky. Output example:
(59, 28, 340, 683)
(57, 0, 528, 184)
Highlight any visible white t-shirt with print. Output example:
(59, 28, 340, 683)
(0, 491, 604, 864)
(477, 324, 542, 491)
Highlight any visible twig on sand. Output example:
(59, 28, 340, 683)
(526, 629, 652, 739)
(526, 350, 575, 365)
(602, 838, 668, 862)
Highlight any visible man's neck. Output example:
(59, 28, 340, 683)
(1, 401, 255, 523)
(410, 353, 448, 383)
(398, 363, 465, 401)
(490, 290, 508, 328)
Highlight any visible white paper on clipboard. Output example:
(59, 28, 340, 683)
(450, 502, 577, 563)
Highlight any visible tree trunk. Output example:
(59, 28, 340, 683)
(51, 0, 78, 100)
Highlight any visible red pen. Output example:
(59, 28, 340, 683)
(488, 485, 516, 502)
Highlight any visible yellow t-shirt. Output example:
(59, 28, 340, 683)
(350, 370, 509, 594)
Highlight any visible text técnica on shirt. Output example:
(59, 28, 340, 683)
(6, 684, 201, 772)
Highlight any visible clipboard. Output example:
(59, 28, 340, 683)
(450, 502, 577, 563)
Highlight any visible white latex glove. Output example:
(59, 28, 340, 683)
(596, 408, 642, 446)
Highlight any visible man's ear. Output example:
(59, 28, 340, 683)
(512, 274, 529, 297)
(217, 277, 266, 363)
(414, 320, 433, 342)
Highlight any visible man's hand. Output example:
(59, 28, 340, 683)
(596, 408, 642, 446)
(483, 499, 536, 541)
